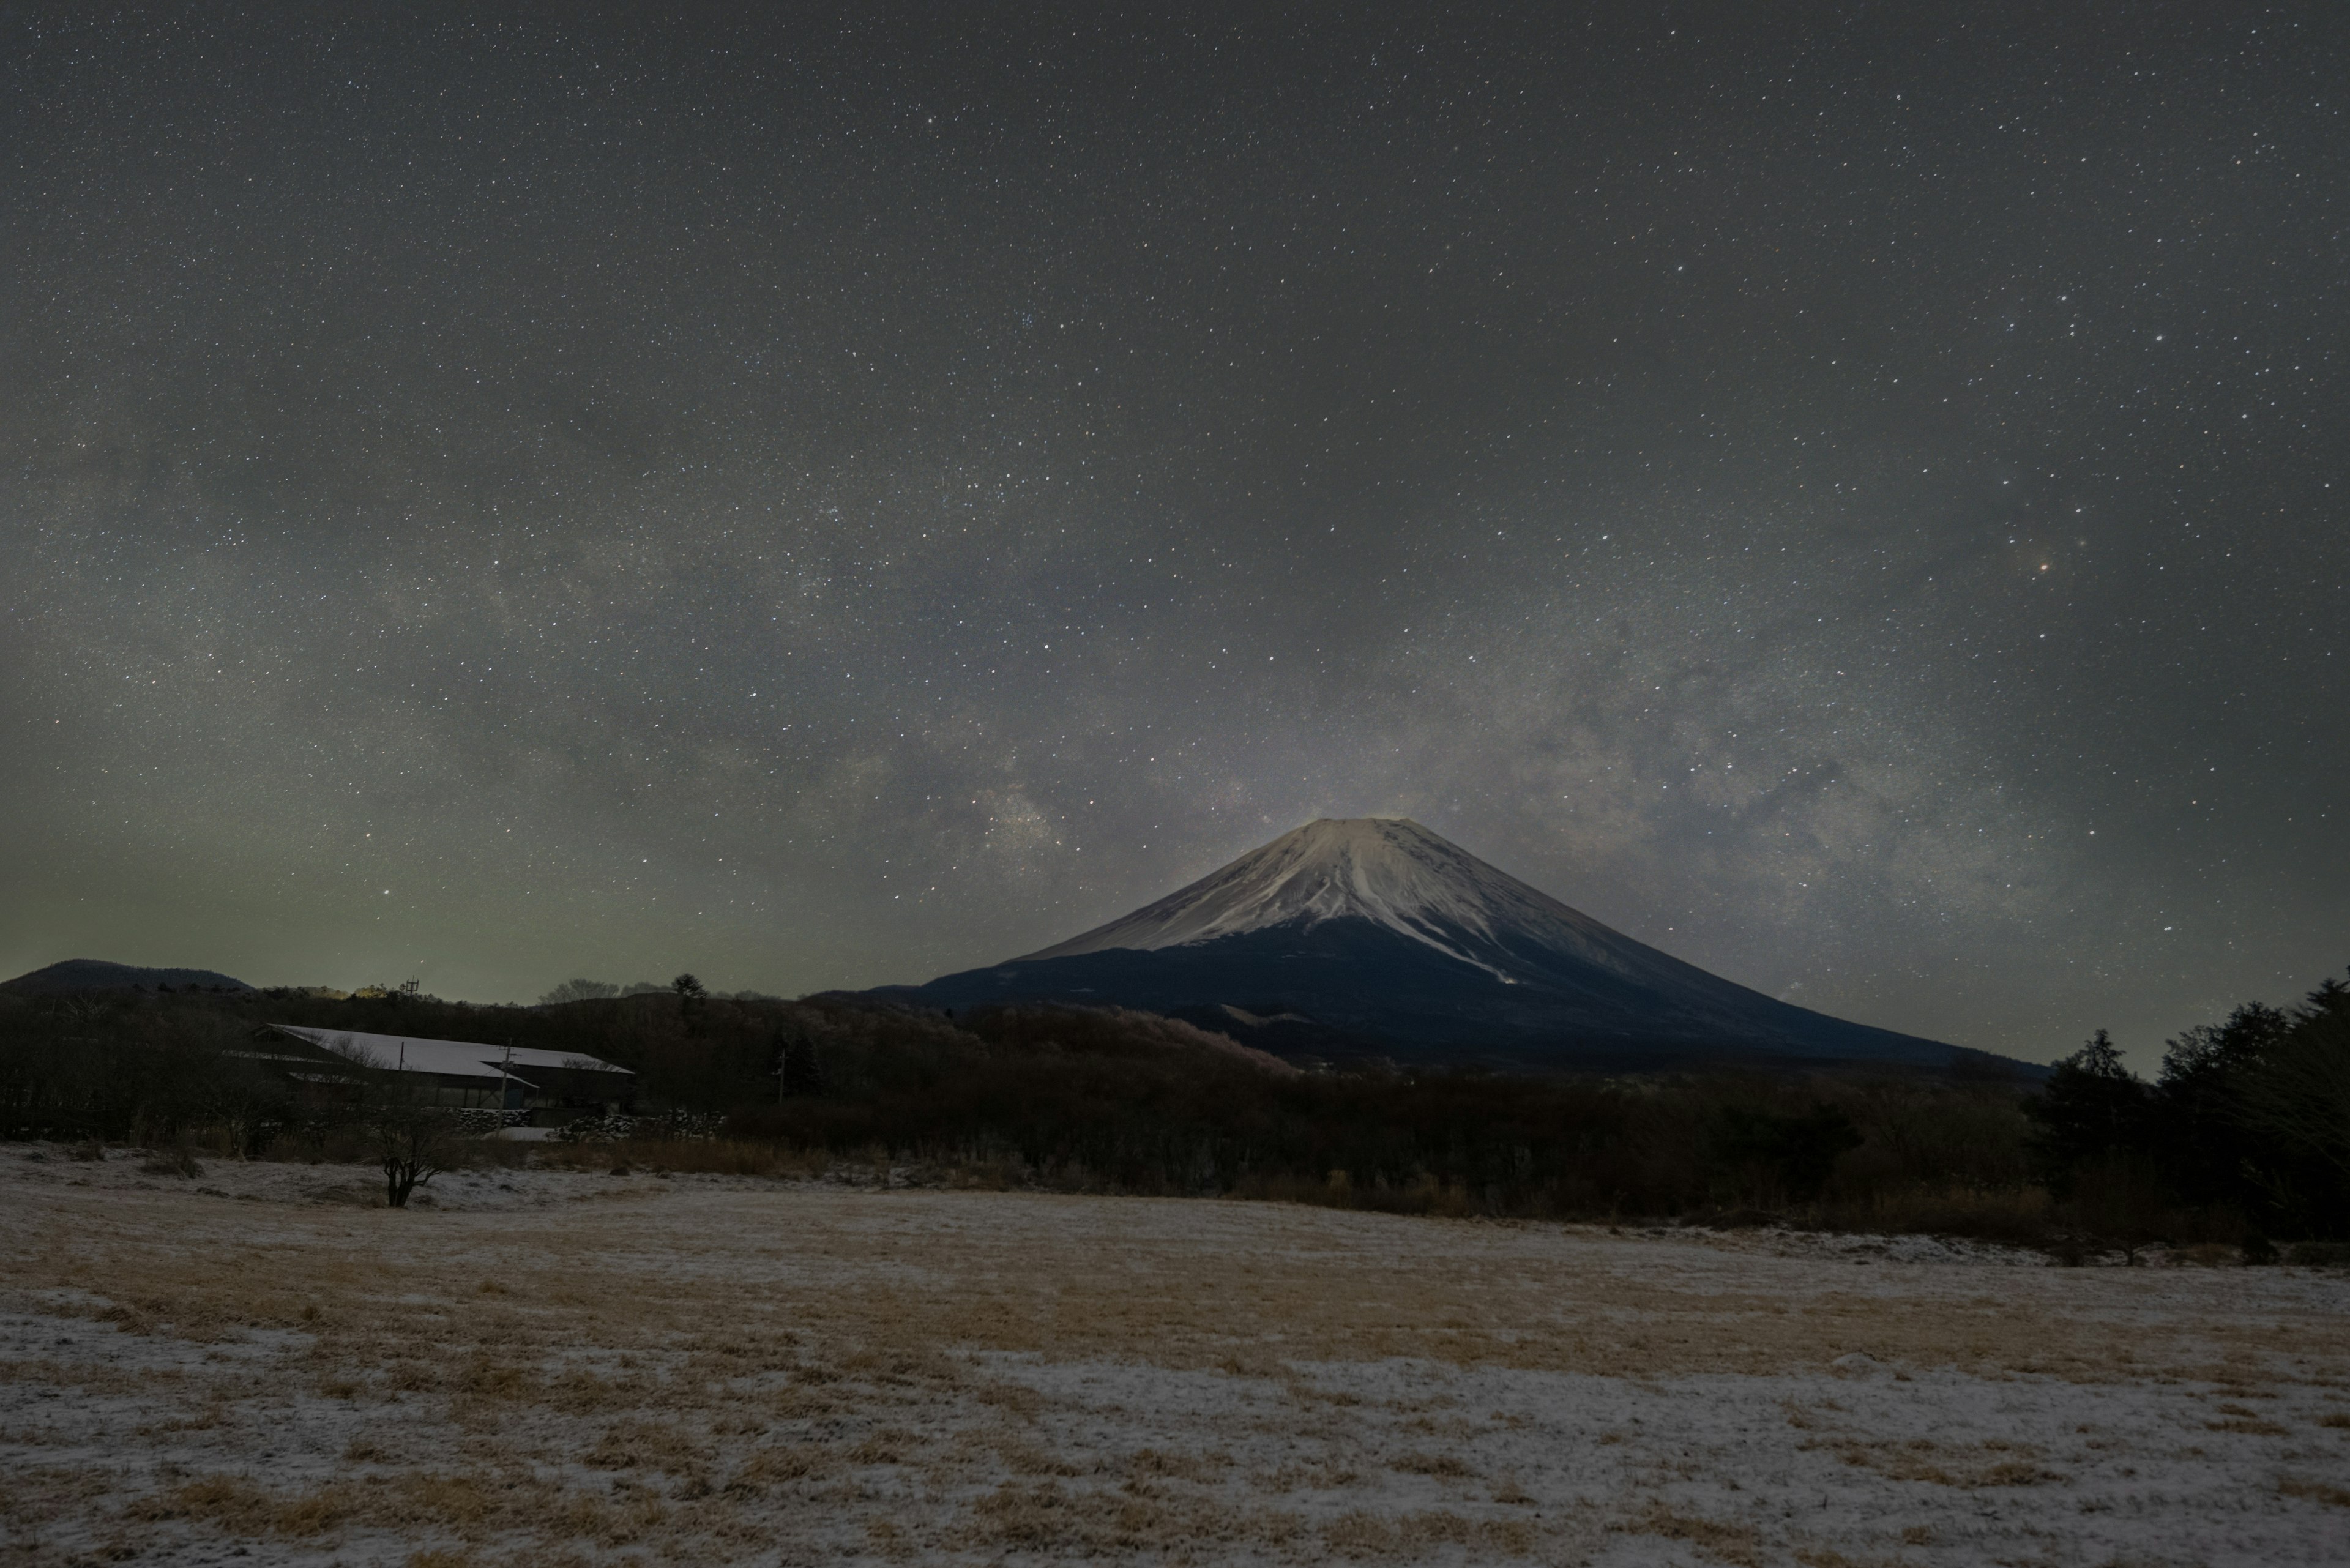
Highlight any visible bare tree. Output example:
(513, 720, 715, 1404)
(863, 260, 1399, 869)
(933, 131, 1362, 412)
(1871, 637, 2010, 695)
(364, 1083, 453, 1208)
(200, 1055, 292, 1159)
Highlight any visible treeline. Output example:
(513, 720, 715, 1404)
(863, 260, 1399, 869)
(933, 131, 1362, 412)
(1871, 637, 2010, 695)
(2026, 975, 2350, 1249)
(727, 1001, 2043, 1231)
(0, 982, 2032, 1226)
(0, 994, 299, 1154)
(1, 973, 2343, 1244)
(0, 985, 789, 1152)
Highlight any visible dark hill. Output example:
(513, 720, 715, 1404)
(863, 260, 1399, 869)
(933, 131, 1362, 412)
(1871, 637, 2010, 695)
(1, 958, 253, 995)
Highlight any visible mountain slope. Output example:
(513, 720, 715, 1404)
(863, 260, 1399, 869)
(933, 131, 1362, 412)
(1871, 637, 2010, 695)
(897, 818, 2009, 1072)
(1, 958, 253, 995)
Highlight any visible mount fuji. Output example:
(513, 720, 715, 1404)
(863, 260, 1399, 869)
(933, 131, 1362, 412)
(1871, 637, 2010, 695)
(891, 817, 2015, 1073)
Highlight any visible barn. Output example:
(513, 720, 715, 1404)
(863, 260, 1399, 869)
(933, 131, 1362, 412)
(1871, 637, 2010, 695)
(264, 1025, 636, 1122)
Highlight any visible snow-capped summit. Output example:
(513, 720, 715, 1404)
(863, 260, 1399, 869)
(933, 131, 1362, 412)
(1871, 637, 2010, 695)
(895, 816, 2003, 1073)
(1023, 816, 1651, 985)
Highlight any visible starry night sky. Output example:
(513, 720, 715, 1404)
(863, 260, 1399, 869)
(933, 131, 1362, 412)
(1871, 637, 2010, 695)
(4, 7, 2343, 1064)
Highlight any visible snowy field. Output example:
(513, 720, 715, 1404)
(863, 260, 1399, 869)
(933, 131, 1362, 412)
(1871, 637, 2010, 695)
(2, 1144, 2346, 1566)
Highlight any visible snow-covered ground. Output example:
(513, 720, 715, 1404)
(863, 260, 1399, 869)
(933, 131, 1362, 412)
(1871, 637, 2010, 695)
(4, 1143, 2346, 1564)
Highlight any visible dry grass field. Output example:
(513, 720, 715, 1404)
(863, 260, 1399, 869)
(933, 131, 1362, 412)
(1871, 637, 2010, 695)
(4, 1144, 2348, 1566)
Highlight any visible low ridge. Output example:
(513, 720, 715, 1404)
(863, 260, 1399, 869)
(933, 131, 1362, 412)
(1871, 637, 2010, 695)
(1, 958, 253, 995)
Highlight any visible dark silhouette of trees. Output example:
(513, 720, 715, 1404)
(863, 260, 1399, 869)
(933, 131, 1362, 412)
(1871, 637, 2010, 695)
(2230, 1007, 2350, 1231)
(2024, 1030, 2154, 1197)
(2155, 1002, 2291, 1210)
(2018, 976, 2350, 1244)
(540, 979, 621, 1005)
(670, 974, 709, 1029)
(6, 961, 2346, 1244)
(1708, 1102, 1863, 1203)
(777, 1023, 827, 1099)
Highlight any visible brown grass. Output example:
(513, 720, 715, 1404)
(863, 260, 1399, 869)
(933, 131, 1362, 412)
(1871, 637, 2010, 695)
(528, 1137, 833, 1178)
(125, 1471, 546, 1539)
(1815, 1184, 2054, 1244)
(1806, 1436, 2063, 1488)
(13, 1178, 2343, 1389)
(582, 1417, 710, 1474)
(2280, 1476, 2350, 1508)
(1125, 1447, 1228, 1484)
(1624, 1501, 1762, 1566)
(1322, 1507, 1537, 1558)
(730, 1441, 836, 1485)
(8, 1164, 2349, 1562)
(949, 1478, 1309, 1554)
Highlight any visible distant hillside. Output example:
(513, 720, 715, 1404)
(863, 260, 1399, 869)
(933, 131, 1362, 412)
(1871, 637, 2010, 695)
(1, 958, 253, 995)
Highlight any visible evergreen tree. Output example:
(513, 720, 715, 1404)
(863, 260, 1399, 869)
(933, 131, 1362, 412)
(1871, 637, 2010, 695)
(2024, 1029, 2155, 1197)
(778, 1025, 827, 1098)
(2231, 996, 2350, 1237)
(1707, 1101, 1862, 1203)
(2155, 1002, 2289, 1209)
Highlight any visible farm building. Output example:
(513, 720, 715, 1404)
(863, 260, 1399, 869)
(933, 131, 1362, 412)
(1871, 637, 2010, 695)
(263, 1025, 636, 1121)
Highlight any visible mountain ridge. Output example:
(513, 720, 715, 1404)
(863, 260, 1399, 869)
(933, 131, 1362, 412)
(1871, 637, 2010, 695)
(1, 958, 253, 995)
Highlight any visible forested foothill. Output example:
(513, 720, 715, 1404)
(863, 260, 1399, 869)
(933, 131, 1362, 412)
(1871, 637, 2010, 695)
(1, 969, 2343, 1257)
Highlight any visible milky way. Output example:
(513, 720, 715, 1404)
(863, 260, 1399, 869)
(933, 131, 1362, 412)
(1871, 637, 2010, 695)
(4, 9, 2343, 1063)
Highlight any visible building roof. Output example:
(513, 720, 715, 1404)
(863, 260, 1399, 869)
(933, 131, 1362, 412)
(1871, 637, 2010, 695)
(269, 1025, 634, 1083)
